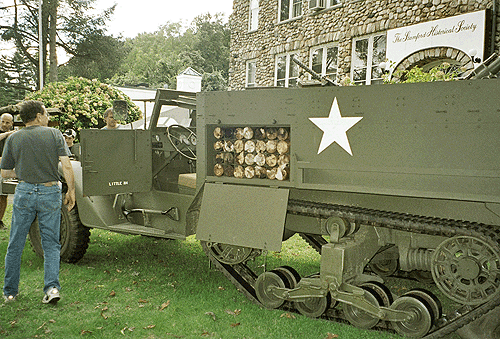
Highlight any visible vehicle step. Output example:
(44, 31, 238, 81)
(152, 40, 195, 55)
(106, 223, 185, 239)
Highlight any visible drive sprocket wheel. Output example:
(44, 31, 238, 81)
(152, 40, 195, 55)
(431, 235, 500, 305)
(206, 243, 255, 265)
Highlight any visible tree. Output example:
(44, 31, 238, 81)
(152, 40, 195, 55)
(191, 13, 230, 79)
(58, 34, 130, 82)
(48, 0, 58, 82)
(0, 51, 35, 106)
(202, 70, 227, 92)
(0, 0, 117, 92)
(109, 13, 230, 90)
(109, 22, 192, 89)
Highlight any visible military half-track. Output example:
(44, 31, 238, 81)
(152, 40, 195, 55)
(22, 56, 500, 338)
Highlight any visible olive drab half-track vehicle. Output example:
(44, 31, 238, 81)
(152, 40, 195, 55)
(23, 55, 500, 338)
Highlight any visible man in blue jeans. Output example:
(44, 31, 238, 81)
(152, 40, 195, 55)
(1, 100, 75, 304)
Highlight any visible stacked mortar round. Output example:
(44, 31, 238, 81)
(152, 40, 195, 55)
(213, 126, 290, 180)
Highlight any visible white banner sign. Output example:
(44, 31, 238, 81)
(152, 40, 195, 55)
(386, 10, 486, 68)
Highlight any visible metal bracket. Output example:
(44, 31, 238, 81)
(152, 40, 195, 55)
(270, 277, 412, 322)
(163, 207, 180, 221)
(330, 282, 412, 322)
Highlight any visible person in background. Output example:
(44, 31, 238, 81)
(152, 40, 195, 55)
(1, 100, 75, 304)
(101, 108, 129, 130)
(0, 113, 15, 230)
(63, 129, 76, 154)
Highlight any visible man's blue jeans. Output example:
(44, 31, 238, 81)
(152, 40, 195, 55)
(3, 182, 62, 297)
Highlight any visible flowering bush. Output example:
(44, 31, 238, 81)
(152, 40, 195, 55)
(385, 62, 461, 83)
(25, 77, 142, 137)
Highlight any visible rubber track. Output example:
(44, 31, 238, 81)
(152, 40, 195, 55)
(299, 233, 327, 254)
(203, 198, 500, 338)
(201, 242, 260, 304)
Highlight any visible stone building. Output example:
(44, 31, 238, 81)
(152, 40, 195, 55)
(228, 0, 499, 89)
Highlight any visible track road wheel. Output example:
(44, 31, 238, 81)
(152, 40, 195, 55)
(274, 266, 301, 288)
(405, 288, 442, 323)
(369, 259, 399, 277)
(343, 286, 382, 329)
(294, 293, 332, 318)
(29, 204, 90, 263)
(390, 295, 433, 338)
(255, 270, 289, 309)
(361, 281, 393, 307)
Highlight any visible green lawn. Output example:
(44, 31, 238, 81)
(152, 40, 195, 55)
(0, 204, 459, 339)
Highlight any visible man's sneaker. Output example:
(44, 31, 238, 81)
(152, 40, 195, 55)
(42, 287, 60, 304)
(0, 220, 5, 229)
(3, 294, 16, 303)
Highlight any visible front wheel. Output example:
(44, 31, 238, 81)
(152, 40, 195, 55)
(29, 203, 91, 263)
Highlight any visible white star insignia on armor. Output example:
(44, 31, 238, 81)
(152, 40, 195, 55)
(309, 97, 363, 156)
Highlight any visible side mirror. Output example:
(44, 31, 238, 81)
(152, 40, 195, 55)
(113, 100, 129, 122)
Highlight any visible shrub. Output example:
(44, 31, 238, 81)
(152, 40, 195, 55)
(25, 77, 142, 136)
(385, 62, 461, 83)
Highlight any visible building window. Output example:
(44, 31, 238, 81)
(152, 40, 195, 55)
(249, 0, 259, 32)
(246, 60, 257, 87)
(327, 0, 340, 7)
(309, 0, 340, 10)
(275, 53, 299, 88)
(351, 33, 387, 85)
(310, 44, 339, 82)
(280, 0, 302, 22)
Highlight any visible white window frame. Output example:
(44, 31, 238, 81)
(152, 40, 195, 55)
(326, 0, 340, 7)
(246, 59, 257, 87)
(275, 53, 299, 88)
(310, 0, 341, 11)
(249, 0, 259, 32)
(279, 0, 302, 22)
(351, 33, 387, 85)
(309, 43, 339, 83)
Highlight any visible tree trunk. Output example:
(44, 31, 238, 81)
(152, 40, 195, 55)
(41, 0, 49, 89)
(48, 0, 59, 83)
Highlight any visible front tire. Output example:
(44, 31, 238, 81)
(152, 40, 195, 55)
(29, 204, 91, 263)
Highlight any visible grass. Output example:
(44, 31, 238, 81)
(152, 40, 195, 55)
(0, 204, 459, 339)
